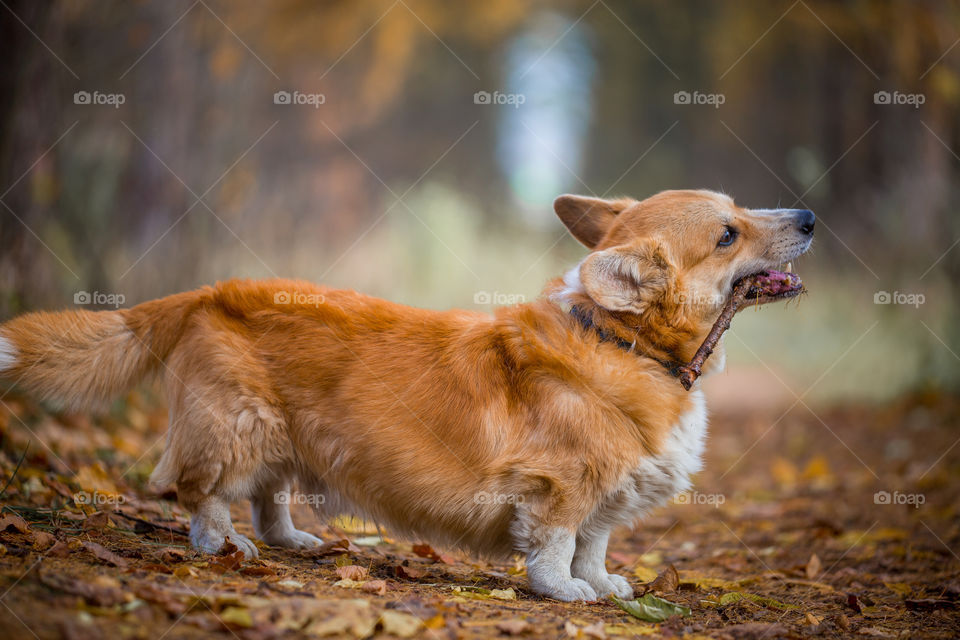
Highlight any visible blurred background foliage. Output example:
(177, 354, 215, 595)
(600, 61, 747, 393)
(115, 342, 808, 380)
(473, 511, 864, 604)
(1, 0, 959, 404)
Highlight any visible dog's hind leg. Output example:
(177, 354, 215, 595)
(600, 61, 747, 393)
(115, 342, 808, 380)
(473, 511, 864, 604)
(251, 477, 324, 550)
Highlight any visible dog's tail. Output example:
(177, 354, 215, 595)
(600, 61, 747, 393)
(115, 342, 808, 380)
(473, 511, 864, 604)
(0, 288, 211, 410)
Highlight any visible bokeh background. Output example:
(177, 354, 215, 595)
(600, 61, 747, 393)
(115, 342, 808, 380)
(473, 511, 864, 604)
(1, 0, 959, 407)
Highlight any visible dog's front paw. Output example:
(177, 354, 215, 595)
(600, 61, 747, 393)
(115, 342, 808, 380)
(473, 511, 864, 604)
(262, 529, 324, 550)
(225, 533, 260, 559)
(538, 577, 599, 602)
(605, 573, 634, 599)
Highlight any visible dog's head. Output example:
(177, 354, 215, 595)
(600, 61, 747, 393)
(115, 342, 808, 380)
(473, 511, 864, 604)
(555, 189, 813, 340)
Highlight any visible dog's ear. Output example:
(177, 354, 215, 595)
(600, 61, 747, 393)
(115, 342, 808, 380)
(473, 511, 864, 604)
(579, 241, 671, 314)
(554, 195, 636, 249)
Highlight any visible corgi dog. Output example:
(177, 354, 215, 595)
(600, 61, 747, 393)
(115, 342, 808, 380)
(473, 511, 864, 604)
(0, 190, 813, 601)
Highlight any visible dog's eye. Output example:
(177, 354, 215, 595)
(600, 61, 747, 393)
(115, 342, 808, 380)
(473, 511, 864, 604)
(717, 227, 737, 247)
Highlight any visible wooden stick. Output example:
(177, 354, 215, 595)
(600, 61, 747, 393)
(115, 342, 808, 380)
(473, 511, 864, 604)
(677, 276, 756, 390)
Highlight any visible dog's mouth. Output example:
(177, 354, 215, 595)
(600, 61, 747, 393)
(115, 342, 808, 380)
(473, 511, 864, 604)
(739, 266, 804, 307)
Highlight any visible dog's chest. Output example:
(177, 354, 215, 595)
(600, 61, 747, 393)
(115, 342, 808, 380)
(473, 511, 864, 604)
(603, 390, 709, 524)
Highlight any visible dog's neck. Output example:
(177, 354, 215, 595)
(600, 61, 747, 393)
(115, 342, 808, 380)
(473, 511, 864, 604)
(548, 267, 714, 370)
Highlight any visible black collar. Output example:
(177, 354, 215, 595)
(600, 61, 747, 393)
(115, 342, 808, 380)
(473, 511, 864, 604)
(569, 305, 684, 378)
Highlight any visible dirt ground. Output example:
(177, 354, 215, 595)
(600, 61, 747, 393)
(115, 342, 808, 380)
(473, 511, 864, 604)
(0, 387, 958, 639)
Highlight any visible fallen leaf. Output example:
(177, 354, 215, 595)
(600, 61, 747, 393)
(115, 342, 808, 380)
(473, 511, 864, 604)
(31, 530, 57, 549)
(240, 565, 277, 578)
(336, 565, 368, 581)
(612, 594, 691, 622)
(47, 540, 71, 558)
(362, 579, 388, 595)
(173, 565, 198, 578)
(857, 627, 895, 638)
(633, 565, 659, 583)
(301, 538, 351, 557)
(152, 547, 187, 564)
(0, 512, 30, 534)
(81, 511, 111, 530)
(412, 543, 454, 563)
(805, 612, 822, 625)
(219, 606, 253, 628)
(379, 610, 422, 637)
(209, 545, 245, 574)
(394, 564, 425, 579)
(638, 564, 679, 595)
(82, 541, 128, 568)
(806, 553, 822, 579)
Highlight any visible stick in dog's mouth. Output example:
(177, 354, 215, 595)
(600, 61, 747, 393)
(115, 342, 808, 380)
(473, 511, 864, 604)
(677, 269, 805, 390)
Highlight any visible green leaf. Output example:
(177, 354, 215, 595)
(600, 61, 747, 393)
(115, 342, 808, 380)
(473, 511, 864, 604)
(612, 594, 691, 622)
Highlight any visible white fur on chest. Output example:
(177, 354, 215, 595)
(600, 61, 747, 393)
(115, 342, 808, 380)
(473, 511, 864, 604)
(591, 390, 709, 530)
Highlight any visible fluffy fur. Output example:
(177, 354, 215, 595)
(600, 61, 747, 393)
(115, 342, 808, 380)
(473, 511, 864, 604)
(0, 190, 813, 601)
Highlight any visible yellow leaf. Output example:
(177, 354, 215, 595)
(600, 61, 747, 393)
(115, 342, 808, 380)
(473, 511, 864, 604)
(219, 606, 253, 628)
(634, 566, 659, 582)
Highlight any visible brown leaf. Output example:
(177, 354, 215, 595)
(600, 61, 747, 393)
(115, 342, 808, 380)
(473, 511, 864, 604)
(806, 553, 822, 579)
(362, 579, 388, 595)
(152, 547, 187, 564)
(47, 540, 71, 558)
(81, 511, 111, 530)
(336, 564, 369, 581)
(638, 564, 679, 595)
(0, 512, 30, 534)
(31, 530, 57, 550)
(240, 565, 277, 578)
(209, 549, 244, 574)
(82, 541, 128, 568)
(395, 564, 425, 580)
(412, 543, 454, 564)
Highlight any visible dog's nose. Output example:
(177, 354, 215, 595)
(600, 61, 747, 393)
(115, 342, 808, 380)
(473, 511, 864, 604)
(795, 209, 815, 235)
